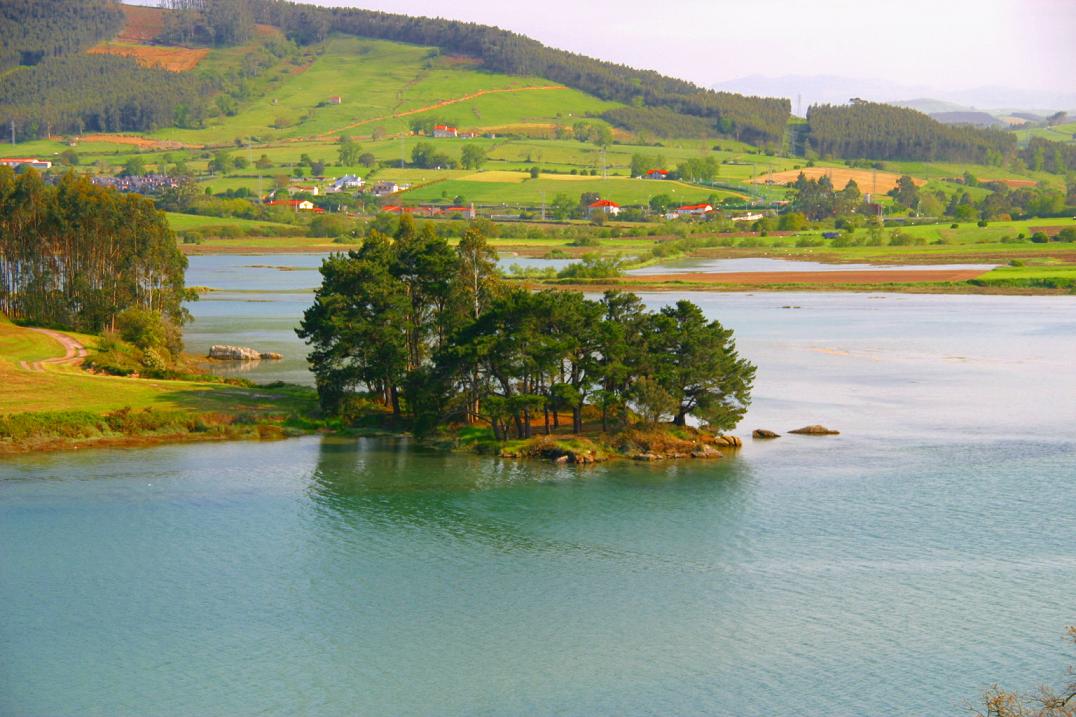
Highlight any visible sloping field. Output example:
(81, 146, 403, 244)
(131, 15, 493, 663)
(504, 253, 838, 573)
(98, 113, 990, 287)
(89, 41, 209, 72)
(979, 178, 1037, 188)
(88, 4, 209, 71)
(751, 167, 927, 194)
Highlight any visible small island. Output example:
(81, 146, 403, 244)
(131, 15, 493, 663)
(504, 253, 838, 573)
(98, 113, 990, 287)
(297, 215, 758, 460)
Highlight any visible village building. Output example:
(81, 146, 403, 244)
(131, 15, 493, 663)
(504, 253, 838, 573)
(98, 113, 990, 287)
(372, 181, 401, 197)
(644, 169, 669, 180)
(730, 212, 765, 223)
(328, 175, 364, 193)
(266, 199, 319, 212)
(432, 124, 458, 138)
(674, 203, 714, 218)
(294, 185, 320, 196)
(1, 158, 52, 170)
(588, 199, 621, 217)
(327, 96, 342, 105)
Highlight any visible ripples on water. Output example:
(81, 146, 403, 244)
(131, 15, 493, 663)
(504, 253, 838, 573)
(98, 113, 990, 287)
(2, 260, 1075, 715)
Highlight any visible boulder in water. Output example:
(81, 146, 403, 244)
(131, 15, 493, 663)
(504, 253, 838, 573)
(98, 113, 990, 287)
(753, 429, 780, 439)
(789, 424, 840, 435)
(208, 345, 282, 362)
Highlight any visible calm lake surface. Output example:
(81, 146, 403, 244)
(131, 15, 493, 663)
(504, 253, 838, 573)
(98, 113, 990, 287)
(2, 254, 1075, 716)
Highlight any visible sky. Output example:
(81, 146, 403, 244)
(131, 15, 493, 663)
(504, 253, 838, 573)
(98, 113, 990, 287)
(277, 0, 1076, 93)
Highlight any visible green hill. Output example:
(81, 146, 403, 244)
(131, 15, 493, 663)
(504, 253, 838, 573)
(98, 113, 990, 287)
(155, 36, 621, 146)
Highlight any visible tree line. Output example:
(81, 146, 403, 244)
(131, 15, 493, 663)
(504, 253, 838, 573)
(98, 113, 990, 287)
(297, 217, 755, 438)
(247, 0, 791, 145)
(806, 101, 1016, 163)
(0, 0, 204, 140)
(0, 0, 122, 71)
(0, 168, 189, 334)
(158, 0, 256, 47)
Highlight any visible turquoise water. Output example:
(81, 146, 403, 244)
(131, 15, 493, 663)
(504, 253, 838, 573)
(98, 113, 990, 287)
(2, 258, 1075, 715)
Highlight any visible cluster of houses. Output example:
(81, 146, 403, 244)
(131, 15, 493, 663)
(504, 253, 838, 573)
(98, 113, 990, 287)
(91, 174, 179, 194)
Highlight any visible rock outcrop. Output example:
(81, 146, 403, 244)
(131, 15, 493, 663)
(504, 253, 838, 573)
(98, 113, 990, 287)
(208, 345, 283, 361)
(753, 429, 780, 439)
(789, 424, 840, 435)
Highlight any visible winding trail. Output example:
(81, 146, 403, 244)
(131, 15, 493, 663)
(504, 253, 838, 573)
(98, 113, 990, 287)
(18, 329, 89, 373)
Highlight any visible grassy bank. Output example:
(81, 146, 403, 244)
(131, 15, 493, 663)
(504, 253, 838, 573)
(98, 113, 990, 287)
(0, 315, 321, 454)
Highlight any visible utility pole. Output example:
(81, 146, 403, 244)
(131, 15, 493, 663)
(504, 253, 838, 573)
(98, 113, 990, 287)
(541, 191, 546, 221)
(10, 119, 15, 146)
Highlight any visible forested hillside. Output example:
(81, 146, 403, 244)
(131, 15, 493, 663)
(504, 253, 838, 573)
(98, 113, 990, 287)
(247, 0, 791, 145)
(0, 0, 202, 139)
(806, 101, 1016, 163)
(0, 0, 122, 70)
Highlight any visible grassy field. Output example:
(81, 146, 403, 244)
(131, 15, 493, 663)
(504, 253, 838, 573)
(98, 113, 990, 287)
(165, 212, 298, 232)
(400, 175, 745, 206)
(145, 36, 618, 146)
(0, 315, 312, 416)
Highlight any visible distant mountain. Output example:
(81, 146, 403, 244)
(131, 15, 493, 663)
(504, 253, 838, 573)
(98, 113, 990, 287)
(927, 111, 1006, 128)
(891, 98, 976, 115)
(713, 74, 1076, 117)
(711, 75, 931, 115)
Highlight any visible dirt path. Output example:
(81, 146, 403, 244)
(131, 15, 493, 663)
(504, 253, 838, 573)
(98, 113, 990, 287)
(18, 329, 89, 373)
(321, 85, 567, 139)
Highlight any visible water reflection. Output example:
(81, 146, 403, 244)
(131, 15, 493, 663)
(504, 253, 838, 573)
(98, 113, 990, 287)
(304, 435, 753, 566)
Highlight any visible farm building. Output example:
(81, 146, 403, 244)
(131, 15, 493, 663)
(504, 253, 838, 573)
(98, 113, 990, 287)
(644, 169, 669, 180)
(433, 125, 459, 138)
(328, 96, 342, 105)
(372, 181, 401, 196)
(1, 158, 52, 169)
(294, 185, 320, 196)
(328, 175, 364, 193)
(730, 212, 764, 223)
(674, 203, 713, 217)
(266, 199, 318, 212)
(588, 199, 621, 217)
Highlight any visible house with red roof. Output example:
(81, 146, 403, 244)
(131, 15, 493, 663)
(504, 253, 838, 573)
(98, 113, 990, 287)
(433, 125, 458, 138)
(674, 203, 713, 218)
(645, 169, 669, 180)
(588, 199, 621, 217)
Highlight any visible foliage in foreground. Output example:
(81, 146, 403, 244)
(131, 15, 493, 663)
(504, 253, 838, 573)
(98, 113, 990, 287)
(970, 626, 1075, 717)
(297, 219, 755, 439)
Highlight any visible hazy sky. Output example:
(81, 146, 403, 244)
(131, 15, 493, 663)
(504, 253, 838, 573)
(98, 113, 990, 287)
(279, 0, 1075, 92)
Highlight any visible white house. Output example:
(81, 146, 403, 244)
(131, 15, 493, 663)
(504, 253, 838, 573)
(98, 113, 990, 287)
(432, 124, 458, 138)
(730, 212, 765, 223)
(588, 199, 621, 217)
(372, 181, 400, 197)
(675, 203, 713, 218)
(328, 175, 364, 193)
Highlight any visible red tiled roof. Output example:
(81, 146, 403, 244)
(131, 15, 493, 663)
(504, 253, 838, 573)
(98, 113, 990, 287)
(678, 204, 713, 211)
(589, 199, 620, 208)
(646, 169, 668, 175)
